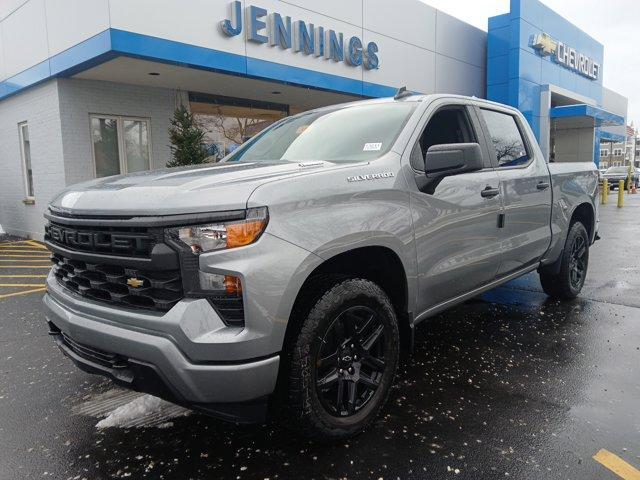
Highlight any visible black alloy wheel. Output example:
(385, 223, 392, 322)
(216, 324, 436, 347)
(315, 306, 387, 417)
(568, 233, 587, 290)
(539, 221, 589, 299)
(284, 277, 399, 440)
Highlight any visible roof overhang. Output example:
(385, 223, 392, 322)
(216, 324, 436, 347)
(599, 131, 626, 143)
(549, 104, 624, 127)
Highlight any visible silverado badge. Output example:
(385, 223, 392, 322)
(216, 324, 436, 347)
(126, 277, 144, 288)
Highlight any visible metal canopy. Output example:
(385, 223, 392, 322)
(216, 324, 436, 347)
(549, 104, 624, 127)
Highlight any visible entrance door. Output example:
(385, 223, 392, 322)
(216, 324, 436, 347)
(409, 103, 503, 313)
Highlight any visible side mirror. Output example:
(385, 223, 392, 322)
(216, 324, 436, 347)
(425, 143, 483, 178)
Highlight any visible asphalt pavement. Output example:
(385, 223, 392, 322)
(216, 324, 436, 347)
(0, 195, 639, 480)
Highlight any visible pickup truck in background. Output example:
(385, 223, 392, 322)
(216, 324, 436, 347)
(601, 165, 639, 190)
(43, 93, 599, 440)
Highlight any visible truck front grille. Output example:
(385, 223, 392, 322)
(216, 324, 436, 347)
(45, 221, 159, 258)
(51, 253, 182, 312)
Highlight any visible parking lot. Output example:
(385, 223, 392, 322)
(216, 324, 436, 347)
(0, 239, 48, 301)
(0, 196, 639, 480)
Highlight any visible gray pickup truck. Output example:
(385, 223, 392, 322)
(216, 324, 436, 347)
(43, 93, 598, 440)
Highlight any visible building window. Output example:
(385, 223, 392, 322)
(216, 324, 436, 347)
(189, 93, 288, 161)
(600, 149, 609, 157)
(613, 148, 623, 156)
(90, 115, 151, 178)
(18, 122, 35, 199)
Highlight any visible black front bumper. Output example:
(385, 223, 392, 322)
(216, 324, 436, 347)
(48, 321, 269, 424)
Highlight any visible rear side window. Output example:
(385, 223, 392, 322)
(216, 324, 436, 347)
(480, 109, 530, 168)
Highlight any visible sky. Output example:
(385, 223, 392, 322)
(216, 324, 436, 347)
(422, 0, 640, 128)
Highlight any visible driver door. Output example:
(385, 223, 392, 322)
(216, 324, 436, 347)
(407, 102, 503, 314)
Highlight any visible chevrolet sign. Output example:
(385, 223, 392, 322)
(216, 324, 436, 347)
(530, 32, 600, 81)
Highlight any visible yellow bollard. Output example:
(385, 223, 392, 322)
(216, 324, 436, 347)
(618, 180, 625, 207)
(602, 179, 608, 204)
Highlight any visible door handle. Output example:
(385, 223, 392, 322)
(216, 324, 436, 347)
(481, 186, 500, 198)
(536, 181, 550, 190)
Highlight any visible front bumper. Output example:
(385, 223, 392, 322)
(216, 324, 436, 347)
(43, 289, 280, 422)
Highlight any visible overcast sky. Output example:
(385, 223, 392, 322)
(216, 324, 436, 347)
(422, 0, 640, 127)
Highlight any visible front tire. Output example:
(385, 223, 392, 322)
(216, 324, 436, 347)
(540, 221, 590, 299)
(285, 278, 399, 441)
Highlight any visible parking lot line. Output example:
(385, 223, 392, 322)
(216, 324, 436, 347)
(593, 449, 640, 480)
(0, 275, 47, 278)
(0, 259, 52, 262)
(0, 287, 46, 300)
(25, 240, 47, 249)
(0, 266, 51, 269)
(0, 283, 45, 287)
(0, 255, 50, 258)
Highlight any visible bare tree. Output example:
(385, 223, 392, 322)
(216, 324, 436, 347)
(199, 107, 270, 145)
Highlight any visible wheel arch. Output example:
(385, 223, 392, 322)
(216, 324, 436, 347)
(282, 245, 413, 357)
(570, 202, 596, 242)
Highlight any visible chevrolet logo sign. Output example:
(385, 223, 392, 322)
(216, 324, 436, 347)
(530, 33, 557, 56)
(126, 278, 144, 288)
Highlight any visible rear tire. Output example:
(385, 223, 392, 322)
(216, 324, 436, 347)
(540, 221, 589, 299)
(285, 277, 399, 441)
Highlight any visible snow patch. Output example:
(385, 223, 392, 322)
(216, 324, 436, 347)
(73, 389, 191, 429)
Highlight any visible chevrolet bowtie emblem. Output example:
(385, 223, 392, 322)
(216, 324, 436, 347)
(530, 33, 557, 56)
(126, 277, 144, 288)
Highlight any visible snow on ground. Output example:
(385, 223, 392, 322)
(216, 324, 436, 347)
(73, 388, 192, 429)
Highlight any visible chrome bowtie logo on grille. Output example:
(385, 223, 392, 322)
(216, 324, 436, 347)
(126, 278, 144, 288)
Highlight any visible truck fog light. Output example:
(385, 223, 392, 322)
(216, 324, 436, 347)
(199, 271, 242, 297)
(199, 271, 226, 291)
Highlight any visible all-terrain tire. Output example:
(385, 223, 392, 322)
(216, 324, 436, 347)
(540, 221, 590, 299)
(284, 277, 399, 441)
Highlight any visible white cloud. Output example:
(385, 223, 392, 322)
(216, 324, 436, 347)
(421, 0, 639, 127)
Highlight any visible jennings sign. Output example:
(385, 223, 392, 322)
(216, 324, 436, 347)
(530, 32, 600, 81)
(220, 1, 379, 70)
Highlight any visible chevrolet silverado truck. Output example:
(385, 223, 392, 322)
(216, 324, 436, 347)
(43, 93, 598, 440)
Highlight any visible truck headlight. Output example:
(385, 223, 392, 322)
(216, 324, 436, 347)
(169, 207, 268, 254)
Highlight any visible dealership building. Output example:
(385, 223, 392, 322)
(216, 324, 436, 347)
(0, 0, 628, 239)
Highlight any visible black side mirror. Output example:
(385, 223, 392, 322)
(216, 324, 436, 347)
(425, 143, 483, 179)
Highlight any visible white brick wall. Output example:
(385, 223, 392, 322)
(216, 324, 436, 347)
(0, 79, 65, 239)
(58, 78, 176, 186)
(0, 78, 177, 239)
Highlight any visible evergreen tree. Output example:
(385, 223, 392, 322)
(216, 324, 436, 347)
(167, 105, 208, 167)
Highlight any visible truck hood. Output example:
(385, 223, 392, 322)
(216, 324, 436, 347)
(49, 161, 344, 217)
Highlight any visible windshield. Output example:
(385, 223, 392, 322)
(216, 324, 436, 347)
(223, 102, 417, 164)
(606, 166, 629, 174)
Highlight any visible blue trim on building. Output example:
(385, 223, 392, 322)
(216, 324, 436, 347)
(0, 28, 396, 102)
(488, 0, 606, 145)
(598, 130, 626, 143)
(549, 104, 624, 127)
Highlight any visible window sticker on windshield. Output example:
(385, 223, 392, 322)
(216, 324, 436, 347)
(363, 142, 382, 151)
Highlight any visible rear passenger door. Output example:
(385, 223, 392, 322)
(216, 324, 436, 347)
(476, 107, 552, 277)
(407, 101, 503, 313)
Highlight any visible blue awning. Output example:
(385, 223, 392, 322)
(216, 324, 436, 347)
(599, 130, 626, 143)
(549, 104, 624, 127)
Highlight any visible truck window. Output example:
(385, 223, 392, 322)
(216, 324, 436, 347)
(480, 109, 530, 168)
(223, 102, 416, 164)
(410, 107, 476, 171)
